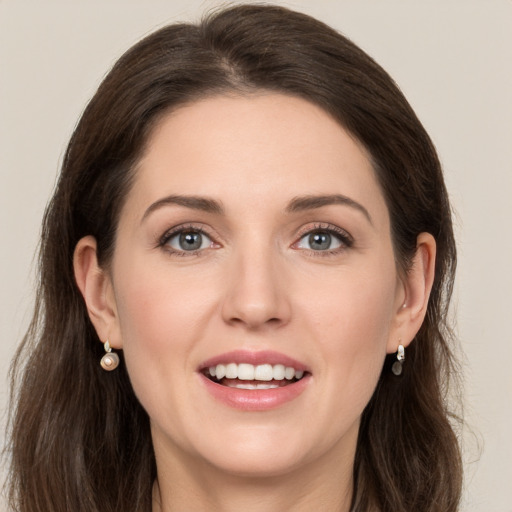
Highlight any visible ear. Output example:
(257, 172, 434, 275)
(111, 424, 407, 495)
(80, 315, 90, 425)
(73, 236, 122, 349)
(387, 232, 436, 353)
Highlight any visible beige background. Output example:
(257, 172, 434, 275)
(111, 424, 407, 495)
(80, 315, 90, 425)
(1, 1, 511, 510)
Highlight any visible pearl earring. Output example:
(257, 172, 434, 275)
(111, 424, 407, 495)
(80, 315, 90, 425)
(391, 343, 405, 376)
(100, 340, 119, 371)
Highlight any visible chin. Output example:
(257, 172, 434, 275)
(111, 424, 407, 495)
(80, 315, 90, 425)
(204, 446, 308, 479)
(183, 421, 326, 479)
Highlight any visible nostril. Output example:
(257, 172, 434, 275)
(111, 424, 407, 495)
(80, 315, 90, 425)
(226, 315, 286, 330)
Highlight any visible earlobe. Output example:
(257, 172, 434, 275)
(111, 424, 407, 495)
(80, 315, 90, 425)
(388, 232, 436, 352)
(73, 236, 121, 348)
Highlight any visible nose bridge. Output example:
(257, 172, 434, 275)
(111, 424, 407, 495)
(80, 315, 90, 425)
(221, 231, 291, 329)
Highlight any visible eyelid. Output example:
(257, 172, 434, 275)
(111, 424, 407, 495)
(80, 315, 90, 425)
(296, 222, 353, 242)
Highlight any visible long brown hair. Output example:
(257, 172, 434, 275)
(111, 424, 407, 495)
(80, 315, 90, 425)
(6, 4, 462, 511)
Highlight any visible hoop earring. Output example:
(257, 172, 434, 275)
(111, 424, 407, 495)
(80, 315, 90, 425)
(391, 343, 405, 376)
(100, 340, 119, 371)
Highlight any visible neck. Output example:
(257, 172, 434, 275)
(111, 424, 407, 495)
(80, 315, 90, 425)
(152, 443, 354, 512)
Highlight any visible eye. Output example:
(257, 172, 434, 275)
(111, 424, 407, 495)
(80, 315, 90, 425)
(296, 231, 342, 251)
(294, 225, 353, 253)
(164, 229, 214, 253)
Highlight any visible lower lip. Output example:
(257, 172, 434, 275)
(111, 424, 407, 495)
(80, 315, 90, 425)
(199, 373, 311, 411)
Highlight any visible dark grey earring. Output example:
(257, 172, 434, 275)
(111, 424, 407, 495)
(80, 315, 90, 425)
(391, 343, 405, 376)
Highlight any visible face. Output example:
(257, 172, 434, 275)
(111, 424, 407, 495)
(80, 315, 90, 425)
(108, 94, 404, 478)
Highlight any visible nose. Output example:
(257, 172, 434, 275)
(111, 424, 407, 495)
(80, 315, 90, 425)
(221, 245, 292, 330)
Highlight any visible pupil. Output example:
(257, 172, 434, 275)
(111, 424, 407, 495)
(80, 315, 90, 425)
(179, 232, 202, 250)
(309, 232, 331, 250)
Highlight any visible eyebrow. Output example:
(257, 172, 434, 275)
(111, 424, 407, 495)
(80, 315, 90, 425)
(141, 194, 224, 222)
(285, 194, 373, 224)
(141, 193, 372, 225)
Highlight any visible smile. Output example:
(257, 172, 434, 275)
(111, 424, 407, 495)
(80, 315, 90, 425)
(198, 351, 311, 410)
(204, 363, 305, 389)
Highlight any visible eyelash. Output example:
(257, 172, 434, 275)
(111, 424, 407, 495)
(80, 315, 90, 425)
(158, 222, 353, 257)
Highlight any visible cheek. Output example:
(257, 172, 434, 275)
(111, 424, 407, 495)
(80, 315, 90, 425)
(110, 263, 224, 452)
(301, 258, 397, 343)
(113, 258, 216, 350)
(111, 259, 217, 406)
(300, 262, 397, 403)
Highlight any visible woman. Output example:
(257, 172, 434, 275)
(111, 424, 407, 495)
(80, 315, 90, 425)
(6, 4, 462, 511)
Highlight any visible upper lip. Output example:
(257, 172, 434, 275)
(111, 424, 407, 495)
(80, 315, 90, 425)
(198, 350, 309, 372)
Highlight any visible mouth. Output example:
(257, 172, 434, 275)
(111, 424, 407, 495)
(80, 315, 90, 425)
(201, 363, 308, 390)
(197, 350, 311, 410)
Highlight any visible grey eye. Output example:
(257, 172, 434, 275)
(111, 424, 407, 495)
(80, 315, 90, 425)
(309, 232, 331, 250)
(297, 231, 343, 251)
(167, 231, 212, 251)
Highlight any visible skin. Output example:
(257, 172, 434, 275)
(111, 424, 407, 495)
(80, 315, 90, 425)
(74, 93, 435, 512)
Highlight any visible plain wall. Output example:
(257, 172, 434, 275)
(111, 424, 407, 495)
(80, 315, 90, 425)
(1, 1, 511, 510)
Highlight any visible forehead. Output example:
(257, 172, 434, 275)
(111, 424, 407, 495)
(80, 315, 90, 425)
(127, 93, 388, 224)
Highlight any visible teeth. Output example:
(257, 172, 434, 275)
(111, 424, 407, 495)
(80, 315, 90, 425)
(225, 363, 237, 379)
(208, 363, 304, 381)
(273, 364, 285, 380)
(254, 364, 273, 381)
(238, 363, 255, 380)
(226, 382, 280, 390)
(215, 364, 226, 379)
(284, 366, 295, 380)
